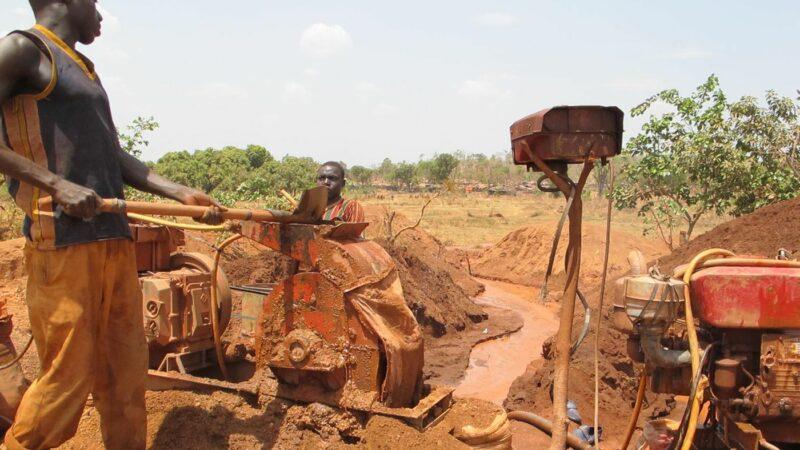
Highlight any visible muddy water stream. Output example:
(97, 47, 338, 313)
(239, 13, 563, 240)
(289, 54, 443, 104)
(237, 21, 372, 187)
(454, 279, 559, 405)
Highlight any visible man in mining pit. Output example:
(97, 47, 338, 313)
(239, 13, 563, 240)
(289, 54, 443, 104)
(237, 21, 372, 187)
(0, 1, 221, 448)
(316, 161, 365, 223)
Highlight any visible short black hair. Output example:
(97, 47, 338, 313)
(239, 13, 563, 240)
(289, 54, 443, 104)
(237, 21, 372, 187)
(319, 161, 346, 179)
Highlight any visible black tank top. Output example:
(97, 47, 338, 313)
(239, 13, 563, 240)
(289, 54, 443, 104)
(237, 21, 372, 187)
(1, 25, 130, 249)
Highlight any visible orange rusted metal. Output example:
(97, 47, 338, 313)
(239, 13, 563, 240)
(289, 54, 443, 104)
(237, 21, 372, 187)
(242, 221, 424, 408)
(511, 105, 623, 168)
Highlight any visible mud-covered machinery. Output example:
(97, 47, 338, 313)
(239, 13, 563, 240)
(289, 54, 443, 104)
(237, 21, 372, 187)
(132, 224, 232, 373)
(615, 254, 800, 449)
(235, 220, 452, 422)
(140, 217, 452, 429)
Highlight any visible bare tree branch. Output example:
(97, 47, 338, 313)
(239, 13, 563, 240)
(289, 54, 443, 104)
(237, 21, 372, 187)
(390, 192, 440, 244)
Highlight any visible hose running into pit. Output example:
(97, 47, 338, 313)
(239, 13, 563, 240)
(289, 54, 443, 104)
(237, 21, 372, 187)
(507, 411, 593, 450)
(621, 371, 647, 450)
(211, 234, 243, 381)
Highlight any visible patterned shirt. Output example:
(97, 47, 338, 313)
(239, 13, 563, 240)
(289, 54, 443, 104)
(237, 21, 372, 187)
(322, 198, 365, 222)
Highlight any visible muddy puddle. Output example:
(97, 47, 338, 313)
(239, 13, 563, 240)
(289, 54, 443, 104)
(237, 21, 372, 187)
(454, 279, 559, 405)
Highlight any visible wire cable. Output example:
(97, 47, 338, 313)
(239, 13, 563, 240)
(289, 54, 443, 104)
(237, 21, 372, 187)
(593, 162, 614, 448)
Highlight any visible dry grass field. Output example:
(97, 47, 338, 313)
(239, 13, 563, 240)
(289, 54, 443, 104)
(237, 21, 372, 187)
(0, 189, 728, 249)
(355, 191, 728, 249)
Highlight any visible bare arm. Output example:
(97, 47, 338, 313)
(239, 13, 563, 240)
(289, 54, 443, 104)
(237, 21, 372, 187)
(0, 34, 101, 219)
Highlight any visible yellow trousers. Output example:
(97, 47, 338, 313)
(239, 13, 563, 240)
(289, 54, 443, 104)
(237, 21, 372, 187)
(5, 239, 146, 450)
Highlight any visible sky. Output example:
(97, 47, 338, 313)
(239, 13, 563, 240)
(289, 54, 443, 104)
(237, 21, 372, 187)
(2, 1, 798, 166)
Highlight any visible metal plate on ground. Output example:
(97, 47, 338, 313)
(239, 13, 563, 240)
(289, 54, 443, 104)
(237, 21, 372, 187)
(146, 369, 453, 430)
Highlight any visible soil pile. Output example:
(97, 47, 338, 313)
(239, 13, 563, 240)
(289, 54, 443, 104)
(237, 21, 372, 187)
(211, 207, 487, 339)
(363, 206, 486, 337)
(657, 196, 800, 271)
(471, 221, 665, 290)
(60, 389, 509, 449)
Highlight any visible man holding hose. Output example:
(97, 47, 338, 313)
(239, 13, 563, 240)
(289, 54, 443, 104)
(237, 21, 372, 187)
(0, 1, 220, 448)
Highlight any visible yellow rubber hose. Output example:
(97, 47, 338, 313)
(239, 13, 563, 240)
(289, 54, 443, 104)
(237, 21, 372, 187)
(622, 372, 647, 450)
(127, 212, 228, 231)
(211, 234, 243, 380)
(679, 249, 734, 450)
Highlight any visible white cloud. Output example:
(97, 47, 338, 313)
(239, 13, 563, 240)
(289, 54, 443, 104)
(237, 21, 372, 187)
(283, 81, 311, 103)
(300, 23, 353, 56)
(663, 48, 714, 60)
(474, 12, 519, 27)
(200, 82, 248, 99)
(457, 79, 510, 99)
(304, 68, 320, 77)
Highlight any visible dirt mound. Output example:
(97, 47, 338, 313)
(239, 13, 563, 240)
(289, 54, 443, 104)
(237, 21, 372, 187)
(209, 208, 487, 339)
(60, 389, 508, 449)
(472, 222, 666, 290)
(657, 196, 800, 271)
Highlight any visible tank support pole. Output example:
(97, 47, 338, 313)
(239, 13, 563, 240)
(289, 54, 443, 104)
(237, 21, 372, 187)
(525, 145, 594, 450)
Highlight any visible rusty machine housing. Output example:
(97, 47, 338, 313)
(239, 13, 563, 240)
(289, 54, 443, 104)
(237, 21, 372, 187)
(616, 260, 800, 448)
(133, 224, 232, 373)
(233, 220, 451, 427)
(142, 220, 451, 430)
(510, 105, 623, 172)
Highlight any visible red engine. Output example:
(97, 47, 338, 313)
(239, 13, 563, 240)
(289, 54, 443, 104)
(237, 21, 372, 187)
(692, 266, 800, 329)
(617, 257, 800, 448)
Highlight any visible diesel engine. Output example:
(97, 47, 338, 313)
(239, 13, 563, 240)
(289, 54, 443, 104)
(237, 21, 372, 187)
(132, 224, 232, 374)
(615, 252, 800, 449)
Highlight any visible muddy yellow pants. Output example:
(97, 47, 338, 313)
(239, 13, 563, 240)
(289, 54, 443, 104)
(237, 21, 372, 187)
(4, 239, 147, 450)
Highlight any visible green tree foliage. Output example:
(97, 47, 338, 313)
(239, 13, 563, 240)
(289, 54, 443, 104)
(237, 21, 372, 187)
(613, 75, 800, 246)
(429, 153, 459, 183)
(149, 144, 320, 206)
(119, 116, 159, 158)
(245, 144, 272, 169)
(377, 158, 395, 182)
(391, 162, 418, 190)
(349, 165, 374, 185)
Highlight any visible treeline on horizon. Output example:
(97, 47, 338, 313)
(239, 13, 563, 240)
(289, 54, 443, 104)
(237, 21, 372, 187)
(132, 136, 538, 206)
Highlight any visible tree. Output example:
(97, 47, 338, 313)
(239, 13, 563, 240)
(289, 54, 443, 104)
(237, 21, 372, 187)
(429, 153, 459, 184)
(349, 165, 374, 185)
(613, 75, 800, 247)
(391, 162, 418, 191)
(377, 158, 395, 182)
(244, 144, 272, 169)
(119, 116, 159, 158)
